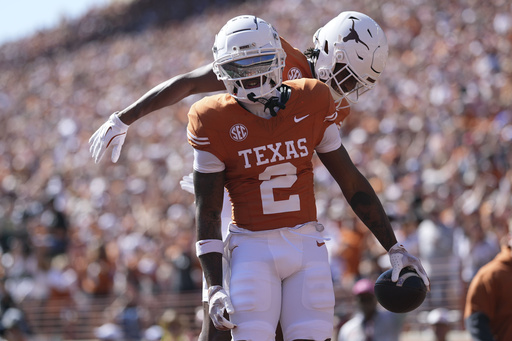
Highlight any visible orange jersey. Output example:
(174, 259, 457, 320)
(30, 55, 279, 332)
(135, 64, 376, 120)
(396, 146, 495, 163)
(188, 79, 338, 231)
(281, 38, 313, 81)
(281, 37, 350, 123)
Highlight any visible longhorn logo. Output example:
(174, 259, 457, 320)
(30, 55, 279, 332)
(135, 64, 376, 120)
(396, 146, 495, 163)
(343, 17, 369, 50)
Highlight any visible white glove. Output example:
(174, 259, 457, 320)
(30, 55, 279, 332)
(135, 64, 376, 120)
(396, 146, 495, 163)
(208, 285, 236, 330)
(179, 173, 195, 194)
(89, 112, 129, 163)
(388, 243, 430, 289)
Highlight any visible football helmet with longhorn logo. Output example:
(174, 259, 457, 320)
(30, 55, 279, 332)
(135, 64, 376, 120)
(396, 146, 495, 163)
(212, 15, 287, 104)
(313, 11, 388, 109)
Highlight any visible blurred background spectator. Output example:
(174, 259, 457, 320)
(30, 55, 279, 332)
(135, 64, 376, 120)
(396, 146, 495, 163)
(337, 278, 406, 341)
(158, 308, 193, 341)
(426, 308, 454, 341)
(0, 279, 33, 340)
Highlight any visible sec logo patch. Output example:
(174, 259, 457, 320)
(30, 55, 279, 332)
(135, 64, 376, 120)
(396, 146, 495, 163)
(230, 124, 248, 142)
(287, 67, 302, 80)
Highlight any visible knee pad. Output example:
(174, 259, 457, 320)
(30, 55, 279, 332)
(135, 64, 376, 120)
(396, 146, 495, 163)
(284, 320, 333, 341)
(231, 320, 275, 341)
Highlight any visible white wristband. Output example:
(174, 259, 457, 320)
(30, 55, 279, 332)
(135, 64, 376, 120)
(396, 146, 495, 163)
(196, 239, 224, 257)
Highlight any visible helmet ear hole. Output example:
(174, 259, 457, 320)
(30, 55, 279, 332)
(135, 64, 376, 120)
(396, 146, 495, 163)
(318, 68, 329, 80)
(336, 51, 345, 62)
(323, 41, 329, 54)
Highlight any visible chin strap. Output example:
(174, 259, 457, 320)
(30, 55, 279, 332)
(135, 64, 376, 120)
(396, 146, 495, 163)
(307, 49, 320, 79)
(247, 85, 291, 117)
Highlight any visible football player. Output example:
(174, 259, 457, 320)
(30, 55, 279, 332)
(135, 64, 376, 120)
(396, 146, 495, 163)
(188, 15, 429, 341)
(89, 11, 388, 163)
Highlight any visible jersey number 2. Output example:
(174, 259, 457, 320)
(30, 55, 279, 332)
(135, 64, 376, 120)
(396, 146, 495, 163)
(259, 162, 300, 214)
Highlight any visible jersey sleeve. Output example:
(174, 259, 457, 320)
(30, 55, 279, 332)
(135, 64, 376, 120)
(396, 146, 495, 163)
(188, 106, 226, 173)
(297, 79, 341, 150)
(315, 123, 341, 153)
(319, 82, 337, 124)
(337, 100, 351, 124)
(187, 96, 229, 163)
(193, 149, 225, 173)
(187, 101, 211, 151)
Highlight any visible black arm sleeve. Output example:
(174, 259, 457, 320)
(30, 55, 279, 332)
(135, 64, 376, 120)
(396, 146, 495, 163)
(465, 312, 496, 341)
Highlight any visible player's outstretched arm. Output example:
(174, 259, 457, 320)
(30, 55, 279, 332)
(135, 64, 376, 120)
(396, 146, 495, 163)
(89, 64, 223, 163)
(117, 63, 222, 125)
(318, 143, 430, 287)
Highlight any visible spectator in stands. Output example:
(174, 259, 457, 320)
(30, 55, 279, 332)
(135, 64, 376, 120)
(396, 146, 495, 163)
(455, 212, 500, 293)
(79, 243, 115, 296)
(464, 227, 512, 341)
(337, 278, 406, 341)
(143, 324, 164, 341)
(167, 230, 198, 293)
(426, 308, 454, 341)
(158, 308, 193, 341)
(417, 206, 457, 307)
(116, 286, 145, 341)
(0, 280, 33, 340)
(333, 216, 369, 287)
(94, 322, 123, 341)
(41, 197, 70, 257)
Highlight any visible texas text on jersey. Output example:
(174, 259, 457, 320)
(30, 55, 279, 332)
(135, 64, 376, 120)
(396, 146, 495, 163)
(187, 78, 342, 231)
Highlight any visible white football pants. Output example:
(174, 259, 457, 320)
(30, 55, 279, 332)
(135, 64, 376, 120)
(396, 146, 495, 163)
(227, 222, 335, 341)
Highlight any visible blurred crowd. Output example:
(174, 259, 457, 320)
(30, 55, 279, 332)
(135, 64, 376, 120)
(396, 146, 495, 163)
(0, 0, 511, 338)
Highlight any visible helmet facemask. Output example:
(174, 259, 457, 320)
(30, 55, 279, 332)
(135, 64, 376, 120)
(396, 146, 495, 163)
(319, 54, 375, 110)
(215, 50, 285, 102)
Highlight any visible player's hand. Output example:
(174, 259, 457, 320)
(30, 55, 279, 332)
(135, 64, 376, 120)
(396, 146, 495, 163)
(208, 285, 236, 330)
(388, 242, 430, 290)
(179, 173, 194, 194)
(89, 112, 129, 163)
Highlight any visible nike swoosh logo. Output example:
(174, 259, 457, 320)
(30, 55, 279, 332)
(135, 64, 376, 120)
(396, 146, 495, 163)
(316, 241, 325, 247)
(199, 241, 210, 246)
(294, 114, 309, 123)
(106, 132, 126, 148)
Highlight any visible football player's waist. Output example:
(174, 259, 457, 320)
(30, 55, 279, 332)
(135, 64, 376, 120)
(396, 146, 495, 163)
(229, 220, 321, 234)
(232, 213, 316, 231)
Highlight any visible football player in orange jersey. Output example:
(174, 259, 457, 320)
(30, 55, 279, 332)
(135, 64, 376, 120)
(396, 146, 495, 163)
(188, 15, 429, 341)
(89, 11, 388, 163)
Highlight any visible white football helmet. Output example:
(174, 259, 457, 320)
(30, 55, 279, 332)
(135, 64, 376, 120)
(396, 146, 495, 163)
(212, 15, 286, 103)
(313, 11, 388, 109)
